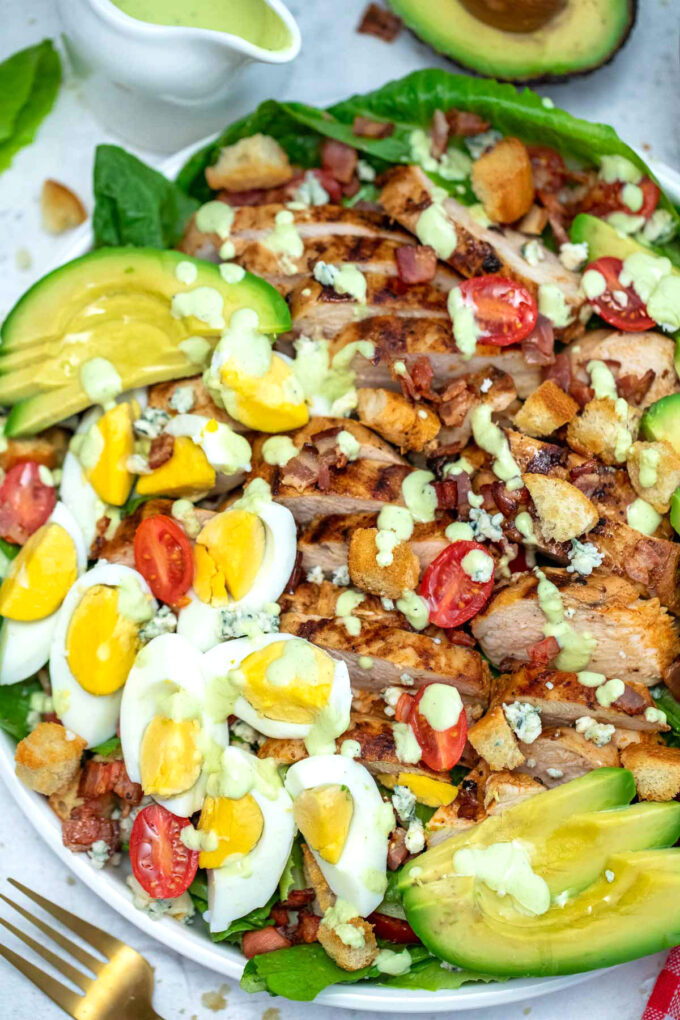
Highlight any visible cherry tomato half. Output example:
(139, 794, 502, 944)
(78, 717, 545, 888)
(455, 276, 537, 348)
(419, 540, 495, 629)
(368, 912, 420, 944)
(584, 256, 656, 332)
(409, 683, 468, 772)
(133, 515, 194, 605)
(582, 176, 660, 221)
(129, 804, 198, 899)
(394, 691, 415, 723)
(0, 461, 56, 545)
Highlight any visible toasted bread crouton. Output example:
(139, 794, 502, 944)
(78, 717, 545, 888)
(205, 134, 292, 192)
(471, 137, 534, 224)
(317, 915, 378, 972)
(348, 527, 420, 599)
(41, 179, 87, 234)
(621, 743, 680, 801)
(513, 380, 579, 438)
(48, 772, 83, 820)
(468, 706, 525, 771)
(626, 440, 680, 513)
(566, 397, 640, 466)
(356, 388, 441, 452)
(523, 473, 598, 543)
(302, 843, 335, 913)
(15, 723, 86, 796)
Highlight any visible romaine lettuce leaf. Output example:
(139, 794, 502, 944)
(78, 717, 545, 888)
(0, 40, 61, 174)
(0, 679, 42, 742)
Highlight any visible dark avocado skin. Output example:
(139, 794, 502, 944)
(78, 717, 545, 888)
(388, 0, 637, 84)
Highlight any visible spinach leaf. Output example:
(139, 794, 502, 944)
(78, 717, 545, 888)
(0, 40, 61, 174)
(93, 145, 198, 248)
(0, 679, 42, 742)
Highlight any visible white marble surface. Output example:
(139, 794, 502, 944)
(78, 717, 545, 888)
(0, 0, 678, 1017)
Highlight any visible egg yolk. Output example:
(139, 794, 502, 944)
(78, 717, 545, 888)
(194, 510, 265, 605)
(220, 352, 309, 433)
(197, 794, 264, 869)
(86, 402, 136, 506)
(66, 585, 140, 695)
(293, 784, 354, 865)
(0, 523, 77, 622)
(238, 639, 334, 724)
(139, 716, 202, 797)
(136, 436, 216, 498)
(377, 773, 458, 808)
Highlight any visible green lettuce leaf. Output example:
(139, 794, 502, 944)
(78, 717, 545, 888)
(381, 958, 500, 991)
(278, 839, 304, 901)
(653, 686, 680, 748)
(90, 736, 122, 757)
(188, 874, 278, 944)
(0, 40, 61, 174)
(93, 144, 198, 248)
(0, 679, 42, 742)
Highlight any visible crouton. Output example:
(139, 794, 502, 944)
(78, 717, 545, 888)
(513, 380, 579, 438)
(348, 527, 420, 600)
(205, 134, 292, 192)
(356, 388, 440, 453)
(301, 843, 334, 912)
(471, 137, 534, 224)
(48, 772, 83, 820)
(621, 743, 680, 801)
(523, 473, 598, 543)
(566, 397, 640, 466)
(15, 723, 86, 796)
(317, 915, 378, 972)
(626, 440, 680, 513)
(41, 179, 87, 234)
(468, 706, 525, 771)
(517, 204, 549, 235)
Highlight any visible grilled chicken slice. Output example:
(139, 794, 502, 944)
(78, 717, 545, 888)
(423, 368, 519, 458)
(427, 766, 544, 845)
(516, 727, 619, 787)
(379, 165, 587, 339)
(589, 517, 680, 616)
(147, 377, 246, 430)
(567, 329, 680, 408)
(492, 665, 665, 732)
(273, 418, 405, 466)
(90, 499, 214, 565)
(298, 513, 454, 575)
(471, 569, 680, 685)
(279, 581, 402, 623)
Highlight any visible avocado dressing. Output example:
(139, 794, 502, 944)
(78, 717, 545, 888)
(109, 0, 291, 51)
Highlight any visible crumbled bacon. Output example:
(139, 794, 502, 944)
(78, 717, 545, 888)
(491, 481, 529, 518)
(296, 913, 321, 943)
(285, 551, 303, 595)
(430, 109, 449, 160)
(456, 778, 480, 820)
(528, 146, 568, 193)
(569, 379, 594, 408)
(62, 805, 119, 853)
(352, 116, 394, 139)
(438, 380, 475, 428)
(148, 433, 174, 470)
(528, 635, 560, 668)
(444, 628, 476, 648)
(321, 139, 358, 184)
(455, 471, 472, 520)
(617, 369, 655, 405)
(242, 927, 291, 958)
(280, 888, 316, 910)
(395, 244, 437, 285)
(79, 758, 142, 806)
(397, 355, 438, 403)
(387, 826, 409, 870)
(536, 189, 569, 246)
(281, 448, 319, 491)
(613, 684, 647, 714)
(521, 314, 555, 366)
(356, 2, 403, 41)
(433, 479, 458, 509)
(542, 351, 571, 393)
(445, 108, 490, 137)
(269, 905, 290, 927)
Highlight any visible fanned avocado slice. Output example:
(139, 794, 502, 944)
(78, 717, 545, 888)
(387, 0, 636, 83)
(640, 394, 680, 457)
(0, 247, 291, 436)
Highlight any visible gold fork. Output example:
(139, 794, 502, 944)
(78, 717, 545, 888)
(0, 878, 163, 1019)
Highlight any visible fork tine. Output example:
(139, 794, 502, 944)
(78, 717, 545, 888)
(0, 895, 104, 974)
(0, 915, 93, 992)
(0, 940, 80, 1017)
(8, 879, 123, 958)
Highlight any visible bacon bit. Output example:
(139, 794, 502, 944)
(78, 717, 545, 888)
(569, 379, 594, 407)
(430, 109, 450, 160)
(542, 351, 571, 393)
(217, 184, 292, 206)
(79, 760, 123, 799)
(342, 175, 361, 199)
(537, 190, 569, 246)
(438, 379, 475, 428)
(445, 108, 490, 137)
(387, 826, 409, 870)
(455, 471, 472, 520)
(281, 449, 319, 492)
(368, 912, 420, 944)
(617, 369, 655, 405)
(242, 926, 291, 958)
(444, 628, 476, 648)
(297, 913, 321, 943)
(521, 314, 555, 366)
(613, 684, 647, 714)
(528, 146, 568, 193)
(321, 139, 358, 185)
(433, 479, 458, 509)
(352, 115, 394, 139)
(665, 657, 680, 701)
(62, 807, 119, 853)
(398, 355, 438, 403)
(356, 2, 403, 41)
(285, 550, 303, 595)
(280, 888, 316, 910)
(491, 481, 529, 518)
(529, 635, 560, 668)
(269, 905, 290, 927)
(395, 244, 437, 285)
(477, 484, 500, 512)
(457, 778, 480, 821)
(148, 434, 174, 470)
(113, 770, 143, 806)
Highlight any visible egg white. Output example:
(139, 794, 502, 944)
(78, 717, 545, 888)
(285, 755, 389, 917)
(120, 632, 229, 816)
(177, 501, 297, 652)
(0, 502, 87, 686)
(202, 632, 351, 740)
(50, 562, 156, 748)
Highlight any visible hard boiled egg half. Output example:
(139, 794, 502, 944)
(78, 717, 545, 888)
(120, 633, 229, 816)
(197, 745, 295, 934)
(0, 503, 86, 685)
(285, 755, 392, 917)
(177, 500, 297, 652)
(202, 633, 351, 749)
(50, 563, 156, 747)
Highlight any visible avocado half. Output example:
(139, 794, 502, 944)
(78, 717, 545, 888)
(387, 0, 637, 83)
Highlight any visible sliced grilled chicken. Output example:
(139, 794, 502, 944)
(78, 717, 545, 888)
(492, 665, 664, 732)
(471, 569, 680, 685)
(280, 613, 489, 705)
(567, 329, 680, 408)
(272, 418, 405, 466)
(279, 581, 402, 623)
(423, 368, 519, 459)
(516, 727, 619, 787)
(90, 499, 214, 565)
(589, 516, 680, 616)
(427, 766, 544, 846)
(147, 377, 246, 430)
(380, 165, 587, 338)
(298, 513, 454, 575)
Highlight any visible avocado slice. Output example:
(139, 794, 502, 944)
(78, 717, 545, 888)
(640, 394, 680, 457)
(0, 248, 290, 436)
(386, 0, 636, 83)
(400, 769, 680, 976)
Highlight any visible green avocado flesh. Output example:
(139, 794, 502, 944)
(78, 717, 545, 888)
(386, 0, 635, 82)
(0, 247, 291, 436)
(670, 488, 680, 536)
(400, 769, 680, 976)
(640, 394, 680, 458)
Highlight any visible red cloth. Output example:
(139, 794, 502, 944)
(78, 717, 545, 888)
(642, 949, 680, 1020)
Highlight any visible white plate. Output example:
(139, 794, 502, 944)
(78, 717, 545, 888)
(0, 137, 677, 1013)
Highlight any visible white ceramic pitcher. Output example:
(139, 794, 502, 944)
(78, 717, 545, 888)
(56, 0, 301, 152)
